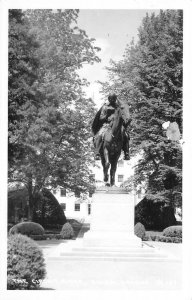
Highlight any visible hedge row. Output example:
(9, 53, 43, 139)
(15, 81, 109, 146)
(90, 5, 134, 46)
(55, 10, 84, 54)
(29, 234, 63, 240)
(143, 235, 182, 243)
(9, 222, 75, 240)
(43, 224, 63, 230)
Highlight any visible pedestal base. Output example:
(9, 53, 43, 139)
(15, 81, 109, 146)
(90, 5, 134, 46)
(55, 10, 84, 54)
(83, 186, 142, 248)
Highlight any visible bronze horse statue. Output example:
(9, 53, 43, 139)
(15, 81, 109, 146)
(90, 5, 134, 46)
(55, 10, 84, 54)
(97, 107, 125, 186)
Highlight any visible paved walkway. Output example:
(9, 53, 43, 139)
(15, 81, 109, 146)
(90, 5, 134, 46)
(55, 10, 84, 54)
(37, 222, 183, 291)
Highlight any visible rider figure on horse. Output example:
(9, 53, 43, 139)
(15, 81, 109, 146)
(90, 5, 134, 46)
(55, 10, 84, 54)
(92, 93, 131, 160)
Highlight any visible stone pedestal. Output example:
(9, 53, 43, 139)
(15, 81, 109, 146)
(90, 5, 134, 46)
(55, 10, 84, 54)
(84, 186, 141, 247)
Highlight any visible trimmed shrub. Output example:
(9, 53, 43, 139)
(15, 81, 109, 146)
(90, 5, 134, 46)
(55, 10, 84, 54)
(7, 234, 46, 289)
(134, 222, 146, 239)
(33, 188, 66, 227)
(9, 222, 45, 236)
(60, 222, 74, 239)
(163, 225, 182, 238)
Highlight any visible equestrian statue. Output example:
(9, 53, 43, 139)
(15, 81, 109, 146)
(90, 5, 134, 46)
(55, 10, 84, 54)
(92, 93, 131, 186)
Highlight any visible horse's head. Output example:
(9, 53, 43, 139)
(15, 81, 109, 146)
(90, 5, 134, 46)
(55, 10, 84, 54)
(111, 107, 123, 136)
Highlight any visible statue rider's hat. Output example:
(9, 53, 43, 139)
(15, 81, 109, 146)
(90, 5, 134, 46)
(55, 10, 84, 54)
(108, 93, 117, 103)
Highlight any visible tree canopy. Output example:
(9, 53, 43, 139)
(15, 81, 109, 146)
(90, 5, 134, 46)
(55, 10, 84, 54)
(99, 10, 183, 208)
(8, 9, 100, 219)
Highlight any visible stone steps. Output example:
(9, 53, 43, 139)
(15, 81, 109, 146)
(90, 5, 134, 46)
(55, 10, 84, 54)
(60, 252, 166, 258)
(47, 244, 179, 262)
(48, 255, 177, 262)
(72, 246, 155, 253)
(46, 219, 179, 263)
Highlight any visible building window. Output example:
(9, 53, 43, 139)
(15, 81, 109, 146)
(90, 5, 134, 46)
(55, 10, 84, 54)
(118, 175, 124, 182)
(118, 160, 124, 167)
(75, 190, 80, 198)
(89, 174, 95, 182)
(74, 203, 80, 211)
(60, 203, 66, 210)
(60, 188, 66, 197)
(89, 190, 94, 197)
(88, 204, 91, 215)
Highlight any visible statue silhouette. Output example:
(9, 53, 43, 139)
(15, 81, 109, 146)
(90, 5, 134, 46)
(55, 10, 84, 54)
(92, 93, 131, 186)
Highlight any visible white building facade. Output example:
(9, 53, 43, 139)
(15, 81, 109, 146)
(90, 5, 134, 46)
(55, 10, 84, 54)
(52, 188, 92, 221)
(52, 154, 145, 220)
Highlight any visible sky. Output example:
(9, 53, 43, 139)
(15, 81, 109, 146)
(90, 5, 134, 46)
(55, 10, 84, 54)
(77, 9, 159, 107)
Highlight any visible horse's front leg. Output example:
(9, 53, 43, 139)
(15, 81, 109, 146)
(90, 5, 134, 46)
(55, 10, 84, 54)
(110, 159, 118, 186)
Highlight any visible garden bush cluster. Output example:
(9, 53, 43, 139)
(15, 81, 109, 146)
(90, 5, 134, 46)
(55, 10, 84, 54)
(7, 234, 46, 289)
(9, 221, 76, 240)
(134, 223, 182, 243)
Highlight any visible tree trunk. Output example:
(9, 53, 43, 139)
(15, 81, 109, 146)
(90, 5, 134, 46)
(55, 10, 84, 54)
(41, 197, 46, 227)
(27, 174, 34, 221)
